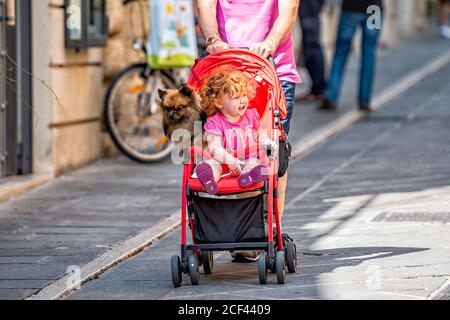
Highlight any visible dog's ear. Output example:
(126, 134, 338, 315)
(158, 89, 168, 101)
(179, 85, 193, 98)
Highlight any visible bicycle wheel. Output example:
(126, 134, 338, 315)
(104, 63, 178, 163)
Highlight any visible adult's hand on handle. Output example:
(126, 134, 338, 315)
(206, 40, 230, 54)
(249, 39, 277, 59)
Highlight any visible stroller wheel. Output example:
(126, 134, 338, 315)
(188, 254, 200, 285)
(275, 251, 286, 284)
(258, 252, 268, 285)
(171, 255, 182, 288)
(201, 251, 214, 275)
(286, 242, 297, 273)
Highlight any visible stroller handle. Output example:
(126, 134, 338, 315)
(234, 47, 276, 68)
(200, 47, 277, 69)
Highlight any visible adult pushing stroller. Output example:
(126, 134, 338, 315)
(171, 49, 297, 287)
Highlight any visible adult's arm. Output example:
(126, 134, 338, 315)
(250, 0, 300, 58)
(197, 0, 230, 53)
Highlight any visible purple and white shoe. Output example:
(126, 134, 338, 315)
(238, 165, 269, 188)
(196, 162, 218, 195)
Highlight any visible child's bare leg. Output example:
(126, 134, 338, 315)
(242, 158, 261, 171)
(207, 159, 223, 182)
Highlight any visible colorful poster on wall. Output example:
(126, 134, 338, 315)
(148, 0, 198, 69)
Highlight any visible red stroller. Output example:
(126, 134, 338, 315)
(170, 49, 297, 287)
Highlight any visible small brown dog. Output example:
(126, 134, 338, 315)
(158, 85, 206, 146)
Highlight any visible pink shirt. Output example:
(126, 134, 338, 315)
(204, 108, 261, 159)
(216, 0, 301, 83)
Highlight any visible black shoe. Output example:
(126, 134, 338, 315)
(318, 99, 337, 111)
(230, 250, 260, 263)
(273, 231, 295, 250)
(359, 104, 372, 112)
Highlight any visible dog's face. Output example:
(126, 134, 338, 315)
(158, 86, 197, 124)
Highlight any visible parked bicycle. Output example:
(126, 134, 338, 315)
(104, 0, 188, 163)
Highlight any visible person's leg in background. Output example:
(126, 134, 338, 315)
(277, 174, 288, 219)
(319, 10, 360, 111)
(299, 0, 326, 100)
(359, 14, 382, 111)
(278, 81, 296, 220)
(280, 81, 296, 136)
(438, 0, 450, 39)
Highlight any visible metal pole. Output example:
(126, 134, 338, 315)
(15, 0, 32, 175)
(0, 0, 7, 179)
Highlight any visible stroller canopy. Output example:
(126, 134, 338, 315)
(187, 49, 287, 129)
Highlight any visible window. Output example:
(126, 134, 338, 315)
(86, 0, 107, 45)
(65, 0, 107, 48)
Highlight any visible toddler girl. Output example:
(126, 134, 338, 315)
(196, 71, 274, 195)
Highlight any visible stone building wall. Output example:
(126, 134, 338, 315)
(104, 0, 149, 80)
(33, 0, 104, 176)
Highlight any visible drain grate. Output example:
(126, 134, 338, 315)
(372, 212, 450, 223)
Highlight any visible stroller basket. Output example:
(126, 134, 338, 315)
(193, 192, 267, 244)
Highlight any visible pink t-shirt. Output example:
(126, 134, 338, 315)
(216, 0, 301, 83)
(204, 108, 261, 159)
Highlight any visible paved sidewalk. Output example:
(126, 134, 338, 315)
(0, 160, 183, 299)
(0, 31, 449, 300)
(67, 56, 450, 300)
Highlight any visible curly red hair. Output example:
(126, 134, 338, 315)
(200, 71, 256, 116)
